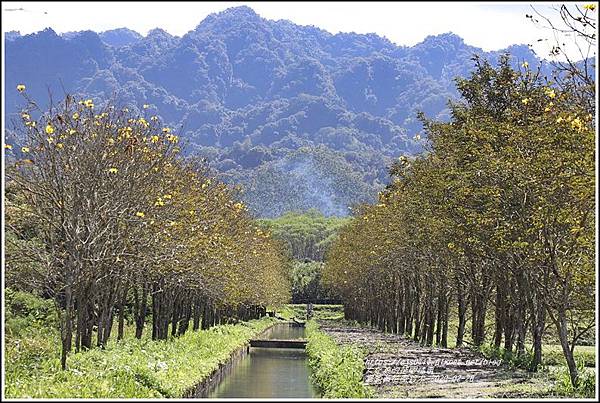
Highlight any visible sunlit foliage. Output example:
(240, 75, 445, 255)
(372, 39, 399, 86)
(5, 91, 290, 369)
(324, 56, 595, 390)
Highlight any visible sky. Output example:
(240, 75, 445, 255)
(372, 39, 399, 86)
(1, 1, 596, 60)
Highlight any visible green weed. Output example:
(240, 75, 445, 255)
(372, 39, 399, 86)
(5, 293, 278, 399)
(305, 320, 374, 398)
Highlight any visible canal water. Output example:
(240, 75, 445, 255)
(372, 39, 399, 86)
(207, 323, 319, 398)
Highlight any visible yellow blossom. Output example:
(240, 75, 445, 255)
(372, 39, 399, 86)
(47, 137, 54, 144)
(107, 138, 115, 145)
(556, 116, 564, 123)
(45, 124, 55, 134)
(521, 98, 530, 105)
(108, 167, 118, 174)
(72, 112, 79, 120)
(151, 135, 160, 143)
(167, 134, 179, 143)
(69, 129, 76, 135)
(143, 104, 150, 109)
(83, 99, 94, 108)
(151, 116, 159, 121)
(163, 194, 172, 199)
(56, 143, 64, 149)
(584, 4, 596, 11)
(544, 88, 556, 98)
(21, 112, 30, 120)
(162, 127, 171, 133)
(521, 61, 529, 68)
(135, 211, 145, 218)
(21, 146, 30, 153)
(17, 84, 26, 92)
(570, 117, 583, 131)
(5, 144, 13, 150)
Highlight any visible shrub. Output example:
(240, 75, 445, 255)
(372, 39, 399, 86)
(5, 288, 58, 337)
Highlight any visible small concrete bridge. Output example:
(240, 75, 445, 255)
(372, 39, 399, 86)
(249, 338, 307, 349)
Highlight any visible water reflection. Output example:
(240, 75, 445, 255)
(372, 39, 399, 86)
(265, 323, 306, 340)
(207, 324, 319, 398)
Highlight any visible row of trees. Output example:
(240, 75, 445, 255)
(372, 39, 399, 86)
(258, 210, 348, 303)
(258, 209, 351, 261)
(323, 56, 595, 388)
(5, 91, 290, 369)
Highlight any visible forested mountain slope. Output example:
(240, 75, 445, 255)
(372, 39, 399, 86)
(5, 6, 547, 216)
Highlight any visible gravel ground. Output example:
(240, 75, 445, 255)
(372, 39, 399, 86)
(318, 320, 553, 398)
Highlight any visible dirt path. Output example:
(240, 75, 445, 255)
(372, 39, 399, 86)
(317, 320, 552, 398)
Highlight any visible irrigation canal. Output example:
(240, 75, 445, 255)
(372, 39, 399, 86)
(206, 323, 319, 398)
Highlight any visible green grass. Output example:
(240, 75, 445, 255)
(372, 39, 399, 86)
(477, 343, 596, 398)
(542, 344, 596, 368)
(274, 304, 299, 320)
(278, 304, 344, 321)
(5, 291, 279, 398)
(543, 362, 596, 398)
(305, 320, 374, 398)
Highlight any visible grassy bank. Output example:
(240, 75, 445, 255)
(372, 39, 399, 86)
(5, 290, 278, 398)
(277, 304, 344, 321)
(304, 320, 373, 398)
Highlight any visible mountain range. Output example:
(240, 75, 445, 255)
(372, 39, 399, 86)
(5, 6, 549, 217)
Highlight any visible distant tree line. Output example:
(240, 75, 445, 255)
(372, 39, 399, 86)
(259, 210, 349, 303)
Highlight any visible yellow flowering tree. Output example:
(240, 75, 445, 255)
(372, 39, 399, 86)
(6, 90, 290, 368)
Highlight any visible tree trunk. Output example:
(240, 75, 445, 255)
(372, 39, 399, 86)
(117, 285, 128, 341)
(441, 294, 449, 348)
(556, 307, 579, 388)
(456, 289, 467, 347)
(134, 284, 148, 339)
(193, 298, 202, 331)
(529, 288, 545, 372)
(435, 293, 443, 346)
(60, 282, 74, 370)
(493, 280, 506, 349)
